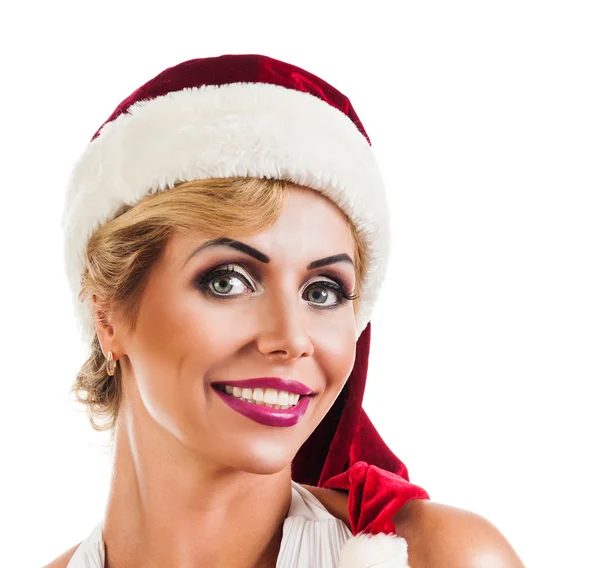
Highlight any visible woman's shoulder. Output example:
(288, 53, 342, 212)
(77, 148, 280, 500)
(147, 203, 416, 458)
(301, 485, 525, 568)
(394, 499, 526, 567)
(42, 542, 82, 568)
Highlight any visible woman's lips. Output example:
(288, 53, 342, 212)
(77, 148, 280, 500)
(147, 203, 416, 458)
(212, 385, 312, 427)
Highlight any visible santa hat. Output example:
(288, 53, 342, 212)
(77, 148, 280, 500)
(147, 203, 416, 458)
(62, 54, 429, 567)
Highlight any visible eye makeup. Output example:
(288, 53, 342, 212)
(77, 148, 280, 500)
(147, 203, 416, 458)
(302, 280, 358, 309)
(195, 265, 255, 298)
(193, 262, 358, 308)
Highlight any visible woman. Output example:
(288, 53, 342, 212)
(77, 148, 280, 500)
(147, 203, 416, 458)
(46, 54, 524, 567)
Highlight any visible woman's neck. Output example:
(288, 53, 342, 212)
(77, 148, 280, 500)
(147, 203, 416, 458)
(102, 420, 292, 568)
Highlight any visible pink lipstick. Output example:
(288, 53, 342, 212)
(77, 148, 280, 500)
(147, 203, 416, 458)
(212, 385, 313, 427)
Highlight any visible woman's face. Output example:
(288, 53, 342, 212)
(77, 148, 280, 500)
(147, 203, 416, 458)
(112, 186, 358, 474)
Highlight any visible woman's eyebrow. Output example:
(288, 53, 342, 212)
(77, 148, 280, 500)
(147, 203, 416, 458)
(307, 253, 354, 270)
(189, 238, 270, 263)
(186, 238, 354, 270)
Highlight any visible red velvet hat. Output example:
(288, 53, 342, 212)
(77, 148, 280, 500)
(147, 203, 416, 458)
(62, 53, 429, 554)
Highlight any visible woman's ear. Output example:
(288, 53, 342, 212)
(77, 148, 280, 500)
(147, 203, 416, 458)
(91, 294, 120, 358)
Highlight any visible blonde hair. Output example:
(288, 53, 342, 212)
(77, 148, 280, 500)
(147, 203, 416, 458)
(71, 177, 367, 434)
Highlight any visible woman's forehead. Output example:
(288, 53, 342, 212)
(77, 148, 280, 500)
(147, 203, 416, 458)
(250, 188, 353, 244)
(172, 187, 354, 259)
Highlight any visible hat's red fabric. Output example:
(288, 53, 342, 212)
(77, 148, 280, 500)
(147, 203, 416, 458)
(92, 53, 370, 142)
(292, 323, 430, 535)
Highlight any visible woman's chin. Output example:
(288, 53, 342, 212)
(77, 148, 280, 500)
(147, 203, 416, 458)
(194, 395, 317, 474)
(191, 433, 298, 475)
(223, 441, 297, 475)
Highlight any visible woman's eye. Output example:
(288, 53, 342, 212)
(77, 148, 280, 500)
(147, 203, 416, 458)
(196, 266, 354, 308)
(303, 282, 345, 308)
(210, 275, 251, 296)
(197, 265, 255, 297)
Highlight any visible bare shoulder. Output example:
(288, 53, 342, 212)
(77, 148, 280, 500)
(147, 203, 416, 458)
(394, 499, 526, 568)
(41, 542, 82, 568)
(301, 485, 525, 568)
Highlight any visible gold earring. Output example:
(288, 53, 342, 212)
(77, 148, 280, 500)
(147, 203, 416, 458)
(106, 351, 117, 376)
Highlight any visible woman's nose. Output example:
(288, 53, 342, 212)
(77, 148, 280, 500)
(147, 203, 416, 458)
(255, 298, 315, 361)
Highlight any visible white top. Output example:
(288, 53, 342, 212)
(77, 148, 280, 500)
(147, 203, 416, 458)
(66, 481, 354, 568)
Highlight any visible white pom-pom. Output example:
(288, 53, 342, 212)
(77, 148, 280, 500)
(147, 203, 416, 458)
(337, 533, 410, 568)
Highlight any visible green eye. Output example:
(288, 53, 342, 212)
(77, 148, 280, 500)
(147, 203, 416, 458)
(211, 276, 237, 294)
(308, 287, 328, 303)
(196, 265, 254, 297)
(303, 281, 349, 309)
(195, 264, 359, 308)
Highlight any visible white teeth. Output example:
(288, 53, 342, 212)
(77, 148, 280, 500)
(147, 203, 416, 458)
(263, 388, 278, 405)
(218, 384, 304, 408)
(276, 391, 289, 406)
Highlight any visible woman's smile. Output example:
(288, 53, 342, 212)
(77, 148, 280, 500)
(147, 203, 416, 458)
(212, 384, 315, 427)
(210, 376, 318, 426)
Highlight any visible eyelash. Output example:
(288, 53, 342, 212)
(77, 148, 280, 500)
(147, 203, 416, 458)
(194, 264, 359, 309)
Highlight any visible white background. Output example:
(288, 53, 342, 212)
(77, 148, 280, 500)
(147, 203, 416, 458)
(1, 1, 598, 567)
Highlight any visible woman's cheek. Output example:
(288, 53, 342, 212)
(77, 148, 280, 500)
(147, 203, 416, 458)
(316, 318, 357, 387)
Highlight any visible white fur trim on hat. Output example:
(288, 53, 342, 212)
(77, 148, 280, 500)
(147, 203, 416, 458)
(62, 82, 390, 345)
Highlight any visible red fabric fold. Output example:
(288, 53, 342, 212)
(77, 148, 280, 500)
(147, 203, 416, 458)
(292, 323, 429, 536)
(323, 461, 429, 535)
